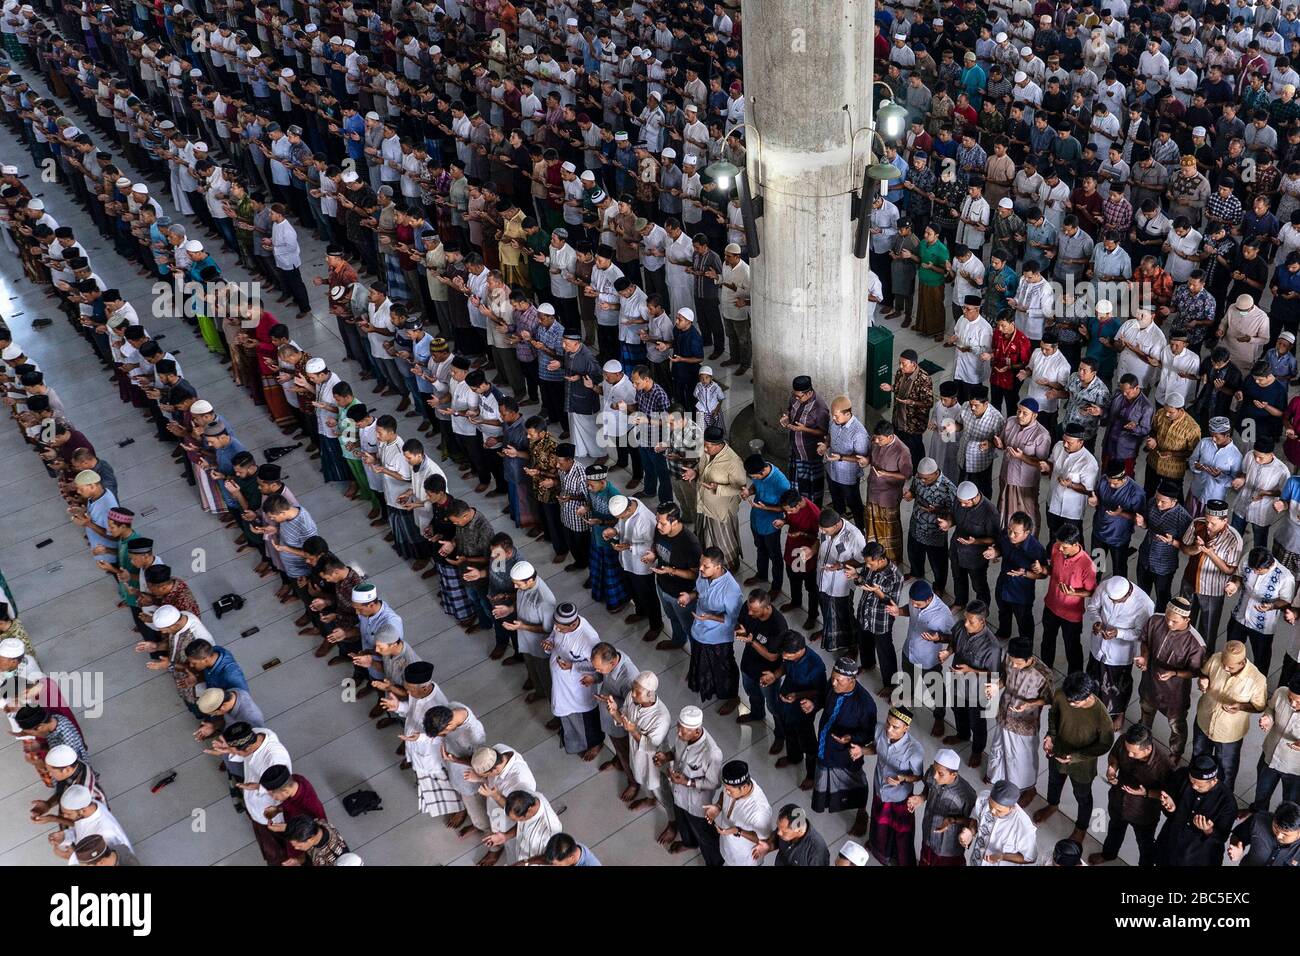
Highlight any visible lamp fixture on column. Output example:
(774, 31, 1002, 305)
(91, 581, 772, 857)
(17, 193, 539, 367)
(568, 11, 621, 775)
(702, 121, 764, 257)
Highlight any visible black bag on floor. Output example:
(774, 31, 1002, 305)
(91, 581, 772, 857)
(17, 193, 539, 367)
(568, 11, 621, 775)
(342, 789, 383, 816)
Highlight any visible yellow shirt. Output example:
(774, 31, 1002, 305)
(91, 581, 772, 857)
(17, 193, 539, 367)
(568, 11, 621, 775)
(499, 211, 525, 267)
(1195, 653, 1268, 743)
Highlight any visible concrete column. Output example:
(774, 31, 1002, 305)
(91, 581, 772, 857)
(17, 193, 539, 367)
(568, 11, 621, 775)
(738, 0, 875, 454)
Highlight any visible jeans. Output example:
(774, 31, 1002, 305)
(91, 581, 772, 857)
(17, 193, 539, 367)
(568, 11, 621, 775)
(1251, 757, 1300, 811)
(659, 587, 696, 647)
(740, 671, 784, 742)
(1227, 617, 1275, 678)
(638, 447, 673, 504)
(1230, 512, 1271, 549)
(1192, 722, 1244, 795)
(752, 528, 784, 593)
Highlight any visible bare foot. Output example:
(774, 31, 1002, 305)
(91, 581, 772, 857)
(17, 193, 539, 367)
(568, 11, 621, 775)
(598, 756, 619, 772)
(443, 810, 466, 830)
(629, 796, 657, 811)
(656, 825, 678, 846)
(476, 848, 503, 866)
(580, 745, 601, 761)
(620, 783, 640, 802)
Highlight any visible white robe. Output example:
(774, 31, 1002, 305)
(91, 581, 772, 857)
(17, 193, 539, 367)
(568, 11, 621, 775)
(549, 618, 601, 718)
(621, 696, 672, 793)
(514, 792, 563, 863)
(61, 803, 135, 866)
(717, 782, 774, 866)
(1114, 319, 1167, 389)
(967, 794, 1039, 865)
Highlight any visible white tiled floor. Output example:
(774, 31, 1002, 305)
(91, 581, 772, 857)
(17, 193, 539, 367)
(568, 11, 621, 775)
(0, 68, 1285, 867)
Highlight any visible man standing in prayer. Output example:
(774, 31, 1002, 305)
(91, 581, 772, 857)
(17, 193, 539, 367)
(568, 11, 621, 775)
(910, 748, 977, 866)
(1135, 596, 1205, 762)
(684, 546, 743, 712)
(545, 602, 605, 760)
(655, 705, 724, 863)
(1092, 723, 1174, 866)
(986, 637, 1054, 807)
(704, 759, 774, 867)
(1154, 754, 1238, 866)
(1034, 672, 1115, 845)
(1086, 575, 1156, 727)
(811, 656, 878, 836)
(867, 705, 925, 866)
(605, 669, 671, 811)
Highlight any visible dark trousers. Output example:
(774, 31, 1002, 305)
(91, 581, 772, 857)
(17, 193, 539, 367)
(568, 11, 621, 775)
(626, 571, 664, 629)
(1136, 565, 1175, 614)
(563, 525, 591, 568)
(782, 711, 819, 781)
(1192, 722, 1243, 794)
(907, 534, 948, 594)
(1182, 587, 1226, 650)
(952, 704, 988, 756)
(1046, 759, 1094, 830)
(615, 441, 644, 481)
(1227, 618, 1274, 678)
(828, 478, 864, 529)
(540, 379, 566, 425)
(638, 447, 673, 503)
(898, 430, 925, 470)
(860, 628, 899, 685)
(277, 265, 312, 313)
(1252, 757, 1300, 812)
(951, 561, 990, 607)
(540, 500, 568, 556)
(995, 597, 1035, 642)
(1090, 534, 1130, 580)
(1100, 800, 1158, 866)
(1040, 607, 1084, 673)
(673, 806, 723, 866)
(695, 298, 724, 353)
(752, 529, 784, 592)
(786, 565, 819, 620)
(960, 465, 993, 499)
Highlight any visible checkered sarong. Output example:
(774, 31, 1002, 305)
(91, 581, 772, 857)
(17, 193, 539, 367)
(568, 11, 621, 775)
(416, 769, 463, 818)
(792, 457, 825, 504)
(436, 561, 477, 621)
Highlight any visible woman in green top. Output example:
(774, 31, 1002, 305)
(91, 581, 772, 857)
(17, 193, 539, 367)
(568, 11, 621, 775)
(915, 225, 951, 340)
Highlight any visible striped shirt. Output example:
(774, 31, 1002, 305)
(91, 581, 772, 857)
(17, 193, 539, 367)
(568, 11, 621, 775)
(276, 506, 319, 577)
(787, 392, 831, 462)
(1180, 519, 1243, 598)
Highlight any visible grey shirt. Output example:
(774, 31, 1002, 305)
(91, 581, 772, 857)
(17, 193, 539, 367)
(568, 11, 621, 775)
(920, 769, 977, 857)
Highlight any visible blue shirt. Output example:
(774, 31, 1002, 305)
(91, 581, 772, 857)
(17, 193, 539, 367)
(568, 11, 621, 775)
(204, 646, 249, 692)
(1094, 477, 1147, 547)
(749, 465, 791, 536)
(343, 112, 366, 162)
(994, 532, 1047, 605)
(85, 488, 120, 552)
(358, 602, 404, 679)
(692, 572, 742, 645)
(575, 844, 602, 866)
(776, 650, 827, 722)
(904, 596, 955, 668)
(213, 436, 248, 507)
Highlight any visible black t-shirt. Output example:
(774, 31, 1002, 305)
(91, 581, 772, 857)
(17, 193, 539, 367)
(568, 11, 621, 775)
(653, 527, 701, 597)
(738, 606, 789, 680)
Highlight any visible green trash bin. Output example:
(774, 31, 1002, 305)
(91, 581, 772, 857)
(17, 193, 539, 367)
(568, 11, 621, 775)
(867, 324, 894, 411)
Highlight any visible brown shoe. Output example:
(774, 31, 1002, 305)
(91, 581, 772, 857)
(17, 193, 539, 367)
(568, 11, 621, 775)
(768, 739, 785, 756)
(717, 698, 739, 716)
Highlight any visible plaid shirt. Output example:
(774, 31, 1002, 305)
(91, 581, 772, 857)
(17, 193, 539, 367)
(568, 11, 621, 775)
(908, 474, 957, 546)
(635, 382, 670, 418)
(48, 715, 90, 764)
(1102, 194, 1133, 233)
(304, 820, 351, 866)
(1206, 193, 1244, 229)
(787, 391, 830, 461)
(855, 560, 904, 634)
(534, 320, 566, 381)
(560, 461, 589, 531)
(512, 304, 540, 362)
(959, 405, 1005, 472)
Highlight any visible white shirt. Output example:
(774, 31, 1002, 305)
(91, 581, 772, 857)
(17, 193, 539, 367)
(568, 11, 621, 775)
(1048, 443, 1099, 519)
(1113, 319, 1167, 388)
(548, 617, 601, 717)
(717, 781, 773, 866)
(61, 803, 134, 866)
(1086, 579, 1155, 665)
(228, 728, 292, 823)
(1152, 344, 1201, 408)
(953, 315, 993, 385)
(967, 793, 1038, 865)
(1027, 348, 1072, 412)
(614, 500, 657, 575)
(270, 217, 301, 270)
(1233, 561, 1296, 635)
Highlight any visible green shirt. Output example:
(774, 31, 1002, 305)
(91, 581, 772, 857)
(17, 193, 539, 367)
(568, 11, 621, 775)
(116, 531, 141, 607)
(917, 239, 950, 287)
(1047, 690, 1115, 783)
